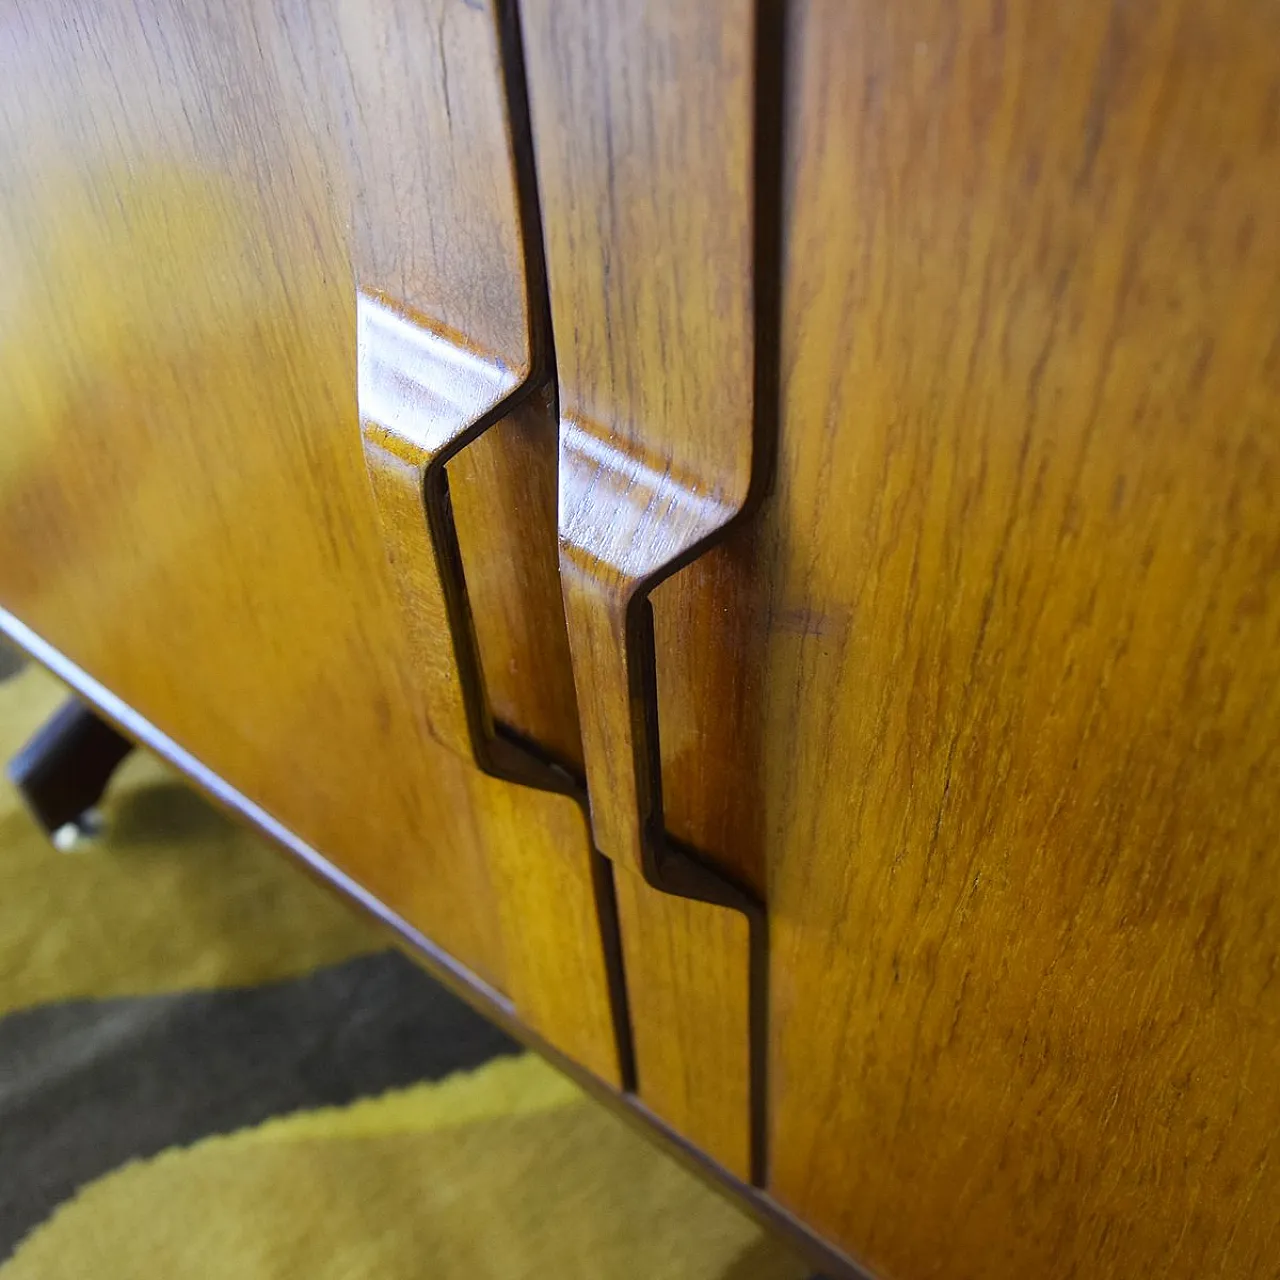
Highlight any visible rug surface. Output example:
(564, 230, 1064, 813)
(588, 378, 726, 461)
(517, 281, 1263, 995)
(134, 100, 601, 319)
(0, 650, 810, 1279)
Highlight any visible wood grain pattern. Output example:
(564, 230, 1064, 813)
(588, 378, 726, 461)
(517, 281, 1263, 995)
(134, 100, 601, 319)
(1, 603, 867, 1280)
(764, 0, 1280, 1275)
(614, 873, 754, 1182)
(357, 293, 518, 758)
(0, 0, 504, 987)
(522, 0, 765, 1176)
(451, 397, 584, 772)
(652, 527, 771, 899)
(0, 0, 619, 1087)
(291, 0, 620, 1083)
(557, 422, 740, 882)
(9, 2, 1280, 1272)
(289, 0, 585, 770)
(299, 0, 531, 378)
(485, 766, 620, 1086)
(528, 0, 758, 881)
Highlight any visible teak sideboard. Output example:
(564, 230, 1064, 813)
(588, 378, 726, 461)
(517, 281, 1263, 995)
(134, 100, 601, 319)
(2, 2, 1279, 1276)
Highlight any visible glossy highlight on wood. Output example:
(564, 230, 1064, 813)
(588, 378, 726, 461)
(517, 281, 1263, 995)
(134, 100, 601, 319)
(300, 0, 583, 773)
(523, 0, 775, 1181)
(6, 0, 1280, 1275)
(333, 0, 626, 1086)
(357, 293, 519, 759)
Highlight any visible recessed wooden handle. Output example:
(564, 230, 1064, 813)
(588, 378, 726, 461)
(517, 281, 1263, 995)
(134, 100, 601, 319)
(524, 0, 778, 1182)
(558, 420, 752, 905)
(358, 292, 521, 767)
(328, 0, 629, 1089)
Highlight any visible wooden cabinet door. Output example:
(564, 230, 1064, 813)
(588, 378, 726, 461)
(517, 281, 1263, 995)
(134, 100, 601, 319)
(522, 0, 773, 1181)
(758, 1, 1280, 1276)
(6, 2, 1280, 1274)
(0, 0, 620, 1086)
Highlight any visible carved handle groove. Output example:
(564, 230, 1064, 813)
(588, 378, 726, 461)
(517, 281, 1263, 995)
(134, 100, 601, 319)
(358, 295, 520, 763)
(557, 419, 754, 906)
(524, 0, 781, 1183)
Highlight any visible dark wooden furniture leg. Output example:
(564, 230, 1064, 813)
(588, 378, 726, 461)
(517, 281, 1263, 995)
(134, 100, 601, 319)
(8, 698, 134, 843)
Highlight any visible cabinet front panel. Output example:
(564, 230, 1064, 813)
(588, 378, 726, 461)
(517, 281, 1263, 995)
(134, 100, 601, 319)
(764, 2, 1280, 1276)
(0, 0, 618, 1082)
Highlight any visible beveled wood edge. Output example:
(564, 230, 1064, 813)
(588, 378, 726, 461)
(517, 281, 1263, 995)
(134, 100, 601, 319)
(348, 0, 636, 1096)
(350, 0, 564, 786)
(0, 605, 875, 1280)
(545, 0, 791, 1189)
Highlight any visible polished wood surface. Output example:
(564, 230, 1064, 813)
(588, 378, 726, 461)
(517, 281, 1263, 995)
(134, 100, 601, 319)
(763, 0, 1280, 1275)
(452, 398, 584, 771)
(524, 0, 759, 881)
(292, 0, 585, 770)
(4, 1, 1280, 1276)
(357, 292, 519, 757)
(309, 0, 620, 1082)
(522, 0, 763, 1177)
(614, 875, 754, 1181)
(301, 0, 530, 364)
(0, 0, 502, 980)
(0, 0, 618, 1087)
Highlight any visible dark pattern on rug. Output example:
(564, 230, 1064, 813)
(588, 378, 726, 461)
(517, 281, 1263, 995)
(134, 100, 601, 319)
(0, 950, 517, 1257)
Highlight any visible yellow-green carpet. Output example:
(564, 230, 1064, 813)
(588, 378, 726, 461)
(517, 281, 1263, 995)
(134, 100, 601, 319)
(0, 652, 810, 1279)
